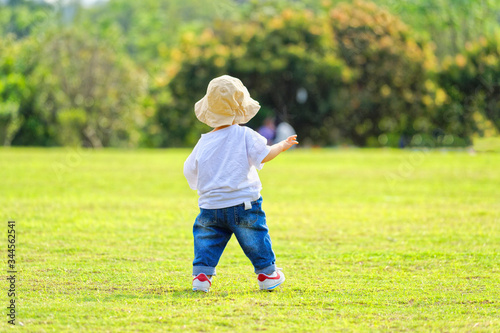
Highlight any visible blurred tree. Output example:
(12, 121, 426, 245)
(373, 0, 500, 59)
(0, 36, 29, 145)
(328, 0, 443, 146)
(2, 0, 497, 147)
(82, 0, 238, 72)
(279, 0, 500, 59)
(150, 8, 350, 146)
(0, 0, 54, 39)
(30, 29, 147, 147)
(438, 34, 500, 140)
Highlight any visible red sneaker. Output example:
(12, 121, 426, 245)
(192, 273, 212, 292)
(257, 269, 285, 291)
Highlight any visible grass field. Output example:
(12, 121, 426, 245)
(1, 147, 499, 332)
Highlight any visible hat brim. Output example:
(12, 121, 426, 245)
(194, 94, 260, 128)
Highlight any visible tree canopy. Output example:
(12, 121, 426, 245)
(0, 0, 498, 147)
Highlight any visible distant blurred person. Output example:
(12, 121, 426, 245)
(399, 134, 410, 148)
(257, 117, 276, 145)
(274, 121, 296, 148)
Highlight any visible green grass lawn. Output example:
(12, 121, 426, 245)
(1, 147, 499, 332)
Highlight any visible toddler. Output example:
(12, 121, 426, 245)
(184, 75, 298, 292)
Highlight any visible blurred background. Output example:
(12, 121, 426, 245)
(0, 0, 499, 148)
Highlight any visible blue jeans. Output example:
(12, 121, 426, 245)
(192, 197, 276, 276)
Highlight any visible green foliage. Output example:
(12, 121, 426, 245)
(56, 108, 87, 147)
(328, 0, 443, 146)
(155, 8, 349, 146)
(82, 0, 238, 70)
(374, 0, 500, 59)
(0, 36, 30, 145)
(1, 0, 499, 147)
(438, 34, 500, 140)
(0, 1, 54, 39)
(31, 29, 147, 147)
(161, 1, 456, 147)
(276, 0, 500, 59)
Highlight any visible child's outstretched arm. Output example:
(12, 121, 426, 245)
(261, 135, 298, 163)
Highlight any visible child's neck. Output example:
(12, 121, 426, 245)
(212, 124, 232, 132)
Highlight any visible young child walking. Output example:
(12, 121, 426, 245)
(184, 75, 298, 292)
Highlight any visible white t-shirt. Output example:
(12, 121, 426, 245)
(184, 125, 271, 209)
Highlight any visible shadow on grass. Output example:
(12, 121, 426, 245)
(80, 285, 291, 303)
(168, 287, 287, 299)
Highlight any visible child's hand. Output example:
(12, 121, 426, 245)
(262, 135, 298, 163)
(281, 135, 298, 152)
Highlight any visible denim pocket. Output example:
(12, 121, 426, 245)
(235, 202, 262, 226)
(236, 209, 258, 226)
(196, 209, 217, 226)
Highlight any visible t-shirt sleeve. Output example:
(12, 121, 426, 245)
(183, 147, 198, 190)
(246, 127, 271, 170)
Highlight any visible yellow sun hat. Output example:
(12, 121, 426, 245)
(194, 75, 261, 128)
